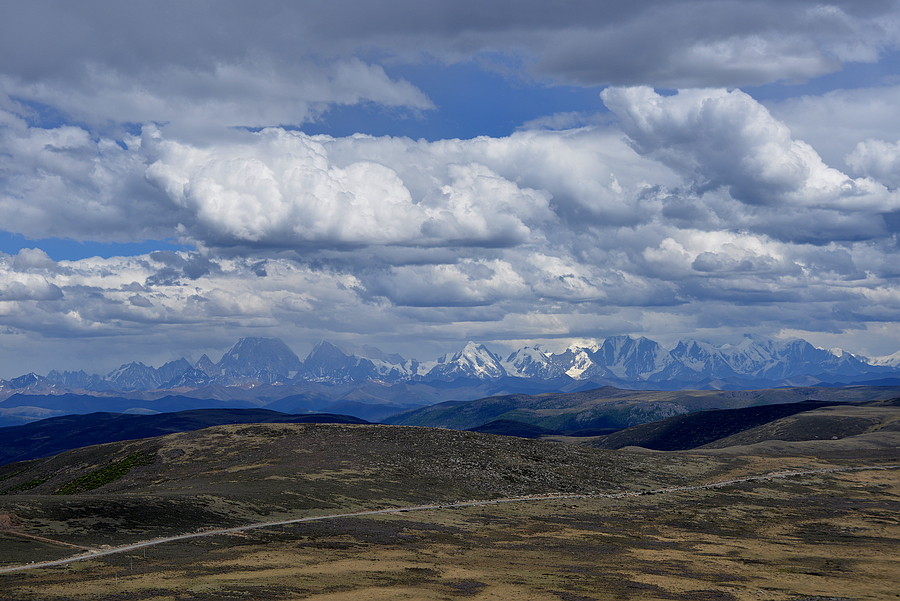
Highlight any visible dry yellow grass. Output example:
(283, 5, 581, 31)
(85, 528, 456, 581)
(2, 460, 897, 600)
(1, 423, 898, 600)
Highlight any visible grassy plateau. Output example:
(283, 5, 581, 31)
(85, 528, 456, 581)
(0, 413, 898, 600)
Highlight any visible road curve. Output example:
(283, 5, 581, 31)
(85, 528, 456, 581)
(1, 463, 896, 574)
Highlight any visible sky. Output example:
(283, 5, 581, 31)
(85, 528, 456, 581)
(2, 0, 900, 378)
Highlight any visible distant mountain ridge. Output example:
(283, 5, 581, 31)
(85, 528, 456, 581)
(2, 334, 898, 399)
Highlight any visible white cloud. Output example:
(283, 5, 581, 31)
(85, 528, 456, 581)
(11, 248, 61, 273)
(601, 86, 900, 213)
(5, 73, 900, 371)
(362, 259, 528, 307)
(525, 253, 608, 302)
(846, 138, 900, 189)
(511, 1, 899, 87)
(0, 112, 179, 242)
(143, 127, 554, 249)
(3, 2, 900, 374)
(766, 85, 900, 170)
(0, 274, 63, 302)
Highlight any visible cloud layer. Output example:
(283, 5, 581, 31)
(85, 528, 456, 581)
(2, 1, 899, 136)
(2, 2, 900, 375)
(4, 84, 900, 374)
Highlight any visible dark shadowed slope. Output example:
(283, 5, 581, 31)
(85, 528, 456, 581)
(0, 409, 367, 466)
(467, 419, 561, 439)
(383, 385, 900, 433)
(590, 398, 900, 451)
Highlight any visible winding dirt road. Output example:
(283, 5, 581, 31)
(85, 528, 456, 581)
(1, 463, 896, 574)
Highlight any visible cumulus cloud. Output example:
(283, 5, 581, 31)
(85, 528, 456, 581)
(0, 276, 64, 302)
(766, 85, 900, 170)
(3, 2, 900, 375)
(145, 251, 220, 285)
(142, 126, 555, 249)
(5, 78, 900, 371)
(3, 87, 898, 256)
(12, 248, 61, 272)
(601, 87, 900, 215)
(0, 112, 181, 242)
(846, 138, 900, 189)
(361, 259, 528, 307)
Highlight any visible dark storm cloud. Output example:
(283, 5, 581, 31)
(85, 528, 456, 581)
(2, 1, 897, 136)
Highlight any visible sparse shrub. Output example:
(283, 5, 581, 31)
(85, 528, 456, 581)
(54, 450, 157, 495)
(0, 467, 31, 483)
(0, 476, 50, 495)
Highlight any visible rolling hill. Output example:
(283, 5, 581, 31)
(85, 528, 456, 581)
(383, 384, 900, 432)
(587, 397, 900, 451)
(6, 384, 900, 471)
(0, 408, 368, 466)
(1, 417, 898, 600)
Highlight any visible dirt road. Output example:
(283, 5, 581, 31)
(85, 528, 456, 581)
(1, 463, 896, 574)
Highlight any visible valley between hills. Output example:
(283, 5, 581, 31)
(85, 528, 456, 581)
(1, 392, 899, 601)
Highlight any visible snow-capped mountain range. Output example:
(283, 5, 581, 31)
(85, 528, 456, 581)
(2, 335, 898, 395)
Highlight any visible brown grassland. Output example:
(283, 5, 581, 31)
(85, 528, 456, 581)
(0, 420, 898, 600)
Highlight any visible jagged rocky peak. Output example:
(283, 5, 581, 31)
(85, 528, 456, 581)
(157, 358, 192, 383)
(4, 333, 899, 394)
(299, 340, 402, 383)
(669, 339, 736, 378)
(9, 372, 48, 390)
(106, 361, 160, 391)
(597, 335, 663, 364)
(46, 369, 93, 388)
(303, 340, 353, 370)
(216, 337, 303, 378)
(554, 335, 670, 380)
(194, 354, 217, 376)
(505, 345, 548, 363)
(162, 367, 212, 389)
(331, 341, 405, 365)
(307, 339, 346, 356)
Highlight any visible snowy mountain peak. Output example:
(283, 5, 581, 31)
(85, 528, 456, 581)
(564, 348, 596, 379)
(10, 334, 899, 394)
(593, 335, 668, 379)
(502, 346, 563, 379)
(9, 372, 47, 390)
(298, 340, 412, 383)
(567, 339, 601, 353)
(427, 342, 507, 380)
(871, 350, 900, 368)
